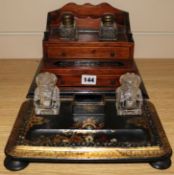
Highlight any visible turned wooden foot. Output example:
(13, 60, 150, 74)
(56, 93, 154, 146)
(150, 158, 171, 169)
(4, 156, 29, 171)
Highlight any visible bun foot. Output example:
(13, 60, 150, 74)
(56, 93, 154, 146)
(4, 156, 29, 171)
(150, 158, 171, 169)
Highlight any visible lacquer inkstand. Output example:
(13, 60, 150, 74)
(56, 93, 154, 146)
(4, 3, 172, 171)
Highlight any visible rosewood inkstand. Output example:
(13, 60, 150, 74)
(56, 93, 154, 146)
(4, 3, 172, 171)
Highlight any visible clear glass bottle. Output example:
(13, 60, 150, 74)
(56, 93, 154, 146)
(58, 13, 77, 40)
(116, 73, 143, 115)
(99, 14, 118, 40)
(34, 72, 60, 115)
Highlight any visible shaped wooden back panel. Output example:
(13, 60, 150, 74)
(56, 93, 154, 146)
(46, 3, 130, 31)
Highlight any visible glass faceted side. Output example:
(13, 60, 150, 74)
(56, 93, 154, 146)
(116, 73, 143, 115)
(34, 72, 60, 115)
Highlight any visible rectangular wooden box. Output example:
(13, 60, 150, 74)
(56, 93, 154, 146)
(41, 3, 135, 93)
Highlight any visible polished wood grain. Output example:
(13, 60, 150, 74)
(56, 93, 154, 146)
(46, 3, 130, 30)
(0, 59, 173, 174)
(44, 45, 131, 59)
(42, 3, 134, 91)
(41, 59, 136, 88)
(44, 3, 134, 60)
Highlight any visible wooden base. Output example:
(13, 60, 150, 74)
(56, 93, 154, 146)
(4, 155, 172, 171)
(4, 156, 29, 171)
(4, 98, 172, 171)
(150, 158, 172, 170)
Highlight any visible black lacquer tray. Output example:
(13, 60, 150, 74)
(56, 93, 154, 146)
(4, 95, 172, 171)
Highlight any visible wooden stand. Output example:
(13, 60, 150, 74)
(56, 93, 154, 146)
(4, 3, 172, 171)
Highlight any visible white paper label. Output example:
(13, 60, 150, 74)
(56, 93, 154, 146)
(81, 75, 97, 85)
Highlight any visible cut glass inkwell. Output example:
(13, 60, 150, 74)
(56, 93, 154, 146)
(34, 72, 60, 115)
(116, 73, 143, 115)
(99, 13, 118, 40)
(58, 12, 78, 40)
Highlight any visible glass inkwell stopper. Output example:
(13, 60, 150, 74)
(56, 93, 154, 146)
(116, 73, 143, 115)
(102, 14, 115, 27)
(34, 72, 60, 115)
(62, 13, 74, 27)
